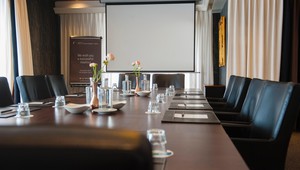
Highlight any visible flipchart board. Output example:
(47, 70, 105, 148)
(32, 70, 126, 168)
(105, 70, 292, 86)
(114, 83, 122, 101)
(69, 36, 102, 86)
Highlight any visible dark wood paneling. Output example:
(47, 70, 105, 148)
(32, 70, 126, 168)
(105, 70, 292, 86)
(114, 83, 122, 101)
(27, 0, 60, 75)
(219, 0, 228, 85)
(212, 13, 220, 85)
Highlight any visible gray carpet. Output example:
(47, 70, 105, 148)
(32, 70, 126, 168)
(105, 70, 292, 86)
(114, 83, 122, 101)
(285, 132, 300, 170)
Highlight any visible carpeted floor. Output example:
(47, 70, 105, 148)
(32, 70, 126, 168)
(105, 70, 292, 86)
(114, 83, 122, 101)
(285, 131, 300, 170)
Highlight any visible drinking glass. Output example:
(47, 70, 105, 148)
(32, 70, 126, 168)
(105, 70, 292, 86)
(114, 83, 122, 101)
(85, 86, 92, 104)
(169, 85, 175, 96)
(146, 100, 160, 113)
(156, 93, 165, 103)
(152, 83, 158, 91)
(55, 96, 66, 107)
(165, 88, 170, 96)
(16, 103, 31, 117)
(98, 88, 113, 108)
(147, 129, 167, 154)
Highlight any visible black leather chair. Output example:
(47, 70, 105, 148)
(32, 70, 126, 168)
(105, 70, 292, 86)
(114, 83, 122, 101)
(0, 125, 153, 170)
(0, 77, 14, 107)
(209, 76, 251, 112)
(223, 81, 300, 170)
(118, 73, 150, 89)
(206, 75, 237, 102)
(16, 75, 53, 102)
(152, 74, 185, 89)
(215, 78, 267, 122)
(46, 74, 69, 96)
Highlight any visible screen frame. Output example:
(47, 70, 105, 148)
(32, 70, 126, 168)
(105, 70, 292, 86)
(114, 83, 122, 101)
(105, 1, 196, 72)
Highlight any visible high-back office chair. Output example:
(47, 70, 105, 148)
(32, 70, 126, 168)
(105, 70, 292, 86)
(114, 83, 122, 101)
(152, 74, 185, 89)
(209, 76, 251, 112)
(118, 73, 150, 89)
(216, 78, 267, 122)
(223, 81, 300, 170)
(46, 74, 69, 97)
(16, 75, 53, 102)
(0, 77, 14, 107)
(206, 75, 236, 101)
(0, 125, 153, 170)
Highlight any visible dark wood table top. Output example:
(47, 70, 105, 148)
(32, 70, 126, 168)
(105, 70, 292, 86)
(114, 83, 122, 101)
(0, 93, 248, 170)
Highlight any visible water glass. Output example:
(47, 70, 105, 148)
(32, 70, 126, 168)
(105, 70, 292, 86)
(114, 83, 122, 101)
(156, 93, 165, 103)
(98, 88, 113, 108)
(55, 96, 66, 107)
(147, 129, 167, 154)
(122, 75, 132, 94)
(152, 83, 158, 91)
(165, 88, 170, 96)
(85, 86, 92, 104)
(147, 100, 160, 113)
(169, 85, 175, 96)
(17, 103, 30, 117)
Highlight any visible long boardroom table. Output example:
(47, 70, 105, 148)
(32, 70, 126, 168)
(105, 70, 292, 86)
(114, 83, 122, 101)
(0, 90, 248, 170)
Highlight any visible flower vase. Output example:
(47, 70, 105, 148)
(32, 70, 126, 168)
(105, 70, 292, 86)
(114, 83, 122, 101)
(90, 82, 99, 109)
(135, 77, 141, 93)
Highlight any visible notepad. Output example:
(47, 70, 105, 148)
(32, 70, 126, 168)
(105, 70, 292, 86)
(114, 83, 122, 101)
(174, 113, 208, 119)
(29, 102, 44, 105)
(0, 109, 13, 113)
(177, 104, 204, 107)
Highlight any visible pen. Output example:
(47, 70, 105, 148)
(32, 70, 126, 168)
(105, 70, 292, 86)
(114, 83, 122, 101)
(0, 109, 13, 114)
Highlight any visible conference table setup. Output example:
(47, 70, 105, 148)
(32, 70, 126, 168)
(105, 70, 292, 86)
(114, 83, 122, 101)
(0, 88, 248, 170)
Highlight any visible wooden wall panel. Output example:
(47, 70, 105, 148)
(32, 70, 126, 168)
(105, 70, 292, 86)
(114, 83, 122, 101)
(27, 0, 60, 75)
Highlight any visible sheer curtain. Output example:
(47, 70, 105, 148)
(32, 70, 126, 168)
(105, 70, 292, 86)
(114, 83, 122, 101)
(14, 0, 34, 76)
(57, 4, 213, 90)
(193, 9, 214, 89)
(60, 13, 106, 91)
(0, 0, 13, 89)
(227, 0, 283, 81)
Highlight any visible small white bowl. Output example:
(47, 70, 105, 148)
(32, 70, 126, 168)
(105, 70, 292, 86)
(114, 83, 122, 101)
(137, 91, 151, 97)
(64, 103, 90, 114)
(112, 100, 127, 110)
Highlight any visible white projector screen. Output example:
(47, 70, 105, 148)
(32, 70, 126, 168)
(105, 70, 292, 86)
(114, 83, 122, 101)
(106, 2, 195, 72)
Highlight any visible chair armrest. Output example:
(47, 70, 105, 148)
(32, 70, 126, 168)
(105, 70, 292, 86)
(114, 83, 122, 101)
(222, 122, 251, 127)
(214, 111, 240, 121)
(231, 137, 275, 167)
(204, 85, 225, 98)
(209, 102, 227, 108)
(221, 122, 251, 137)
(214, 111, 240, 115)
(206, 97, 225, 102)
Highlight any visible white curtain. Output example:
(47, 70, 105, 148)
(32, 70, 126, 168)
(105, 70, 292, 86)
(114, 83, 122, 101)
(227, 0, 283, 81)
(57, 5, 213, 90)
(193, 9, 214, 89)
(14, 0, 34, 76)
(60, 13, 106, 91)
(0, 0, 13, 89)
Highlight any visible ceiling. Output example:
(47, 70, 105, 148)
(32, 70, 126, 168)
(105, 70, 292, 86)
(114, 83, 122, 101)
(54, 0, 227, 13)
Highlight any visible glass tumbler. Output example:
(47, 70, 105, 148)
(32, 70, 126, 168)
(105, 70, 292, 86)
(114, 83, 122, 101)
(55, 96, 66, 107)
(147, 129, 167, 154)
(16, 103, 31, 117)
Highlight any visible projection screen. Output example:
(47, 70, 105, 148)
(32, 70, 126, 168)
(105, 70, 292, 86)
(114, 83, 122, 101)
(106, 2, 195, 72)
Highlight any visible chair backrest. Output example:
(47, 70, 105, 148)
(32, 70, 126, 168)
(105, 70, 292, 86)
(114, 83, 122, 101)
(118, 73, 150, 89)
(0, 77, 14, 107)
(46, 74, 68, 97)
(0, 125, 153, 170)
(236, 78, 267, 122)
(250, 81, 300, 139)
(222, 75, 237, 100)
(16, 75, 52, 102)
(237, 81, 300, 170)
(225, 76, 251, 111)
(152, 74, 185, 89)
